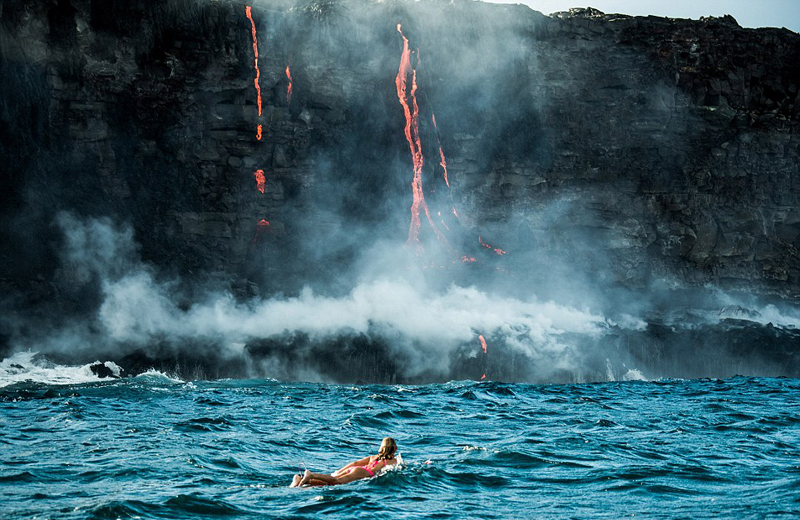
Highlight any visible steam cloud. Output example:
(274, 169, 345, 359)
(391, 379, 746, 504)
(2, 0, 799, 384)
(6, 210, 795, 383)
(10, 213, 626, 382)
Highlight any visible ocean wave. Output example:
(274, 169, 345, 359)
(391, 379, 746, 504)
(0, 351, 121, 388)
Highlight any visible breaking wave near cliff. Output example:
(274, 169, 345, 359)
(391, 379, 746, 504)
(4, 214, 800, 384)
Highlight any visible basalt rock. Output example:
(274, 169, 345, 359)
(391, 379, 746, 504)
(1, 1, 800, 381)
(88, 361, 119, 379)
(2, 0, 798, 299)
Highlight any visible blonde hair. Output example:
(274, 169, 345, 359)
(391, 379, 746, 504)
(377, 437, 397, 461)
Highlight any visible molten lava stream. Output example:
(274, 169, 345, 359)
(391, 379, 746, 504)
(251, 219, 271, 246)
(479, 236, 506, 256)
(254, 169, 265, 194)
(431, 113, 449, 187)
(286, 65, 293, 106)
(395, 24, 449, 250)
(245, 6, 262, 139)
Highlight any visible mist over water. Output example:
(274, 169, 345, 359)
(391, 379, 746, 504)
(2, 209, 799, 384)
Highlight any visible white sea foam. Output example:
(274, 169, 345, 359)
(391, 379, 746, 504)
(133, 369, 184, 384)
(622, 368, 647, 381)
(0, 351, 121, 388)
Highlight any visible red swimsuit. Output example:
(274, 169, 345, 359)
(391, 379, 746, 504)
(357, 458, 384, 477)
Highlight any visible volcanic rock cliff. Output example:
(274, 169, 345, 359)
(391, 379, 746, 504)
(1, 0, 800, 381)
(3, 0, 799, 297)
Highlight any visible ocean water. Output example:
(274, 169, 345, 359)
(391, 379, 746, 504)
(1, 358, 799, 519)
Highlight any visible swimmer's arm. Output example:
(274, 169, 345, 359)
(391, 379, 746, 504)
(331, 456, 372, 477)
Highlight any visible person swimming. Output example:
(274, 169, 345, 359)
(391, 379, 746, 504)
(290, 437, 398, 487)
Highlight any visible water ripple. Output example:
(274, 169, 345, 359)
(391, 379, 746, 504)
(0, 377, 798, 519)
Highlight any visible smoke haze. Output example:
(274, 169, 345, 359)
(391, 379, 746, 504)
(1, 0, 799, 383)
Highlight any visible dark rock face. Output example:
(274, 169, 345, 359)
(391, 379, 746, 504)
(1, 0, 798, 297)
(89, 361, 118, 378)
(1, 0, 799, 382)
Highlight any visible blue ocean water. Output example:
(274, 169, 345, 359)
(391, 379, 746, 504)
(1, 370, 799, 519)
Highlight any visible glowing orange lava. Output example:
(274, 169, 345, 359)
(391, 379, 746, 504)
(479, 236, 506, 256)
(286, 65, 293, 106)
(254, 169, 265, 194)
(479, 334, 488, 354)
(245, 6, 262, 119)
(395, 24, 448, 250)
(256, 124, 262, 141)
(251, 218, 271, 246)
(431, 113, 449, 187)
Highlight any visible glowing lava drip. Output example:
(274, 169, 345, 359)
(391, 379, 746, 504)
(478, 335, 488, 380)
(395, 24, 448, 251)
(245, 8, 270, 247)
(286, 66, 293, 106)
(251, 219, 271, 246)
(254, 169, 266, 194)
(431, 113, 449, 188)
(432, 111, 464, 235)
(479, 236, 506, 256)
(245, 6, 262, 141)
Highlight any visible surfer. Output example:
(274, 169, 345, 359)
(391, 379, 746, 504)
(290, 437, 398, 487)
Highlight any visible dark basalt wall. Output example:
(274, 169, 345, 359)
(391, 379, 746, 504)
(0, 0, 800, 381)
(1, 1, 799, 306)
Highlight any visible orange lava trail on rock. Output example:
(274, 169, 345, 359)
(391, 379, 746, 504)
(431, 113, 449, 187)
(479, 236, 506, 256)
(395, 24, 448, 250)
(256, 125, 262, 140)
(286, 66, 293, 106)
(245, 6, 262, 139)
(251, 219, 271, 245)
(254, 169, 266, 194)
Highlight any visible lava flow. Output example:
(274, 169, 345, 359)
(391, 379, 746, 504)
(245, 6, 262, 140)
(254, 169, 266, 194)
(479, 236, 506, 256)
(251, 219, 271, 246)
(286, 65, 293, 106)
(395, 24, 448, 250)
(431, 113, 449, 187)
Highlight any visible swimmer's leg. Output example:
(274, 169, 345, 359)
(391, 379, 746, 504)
(289, 474, 302, 487)
(299, 469, 340, 487)
(304, 478, 332, 487)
